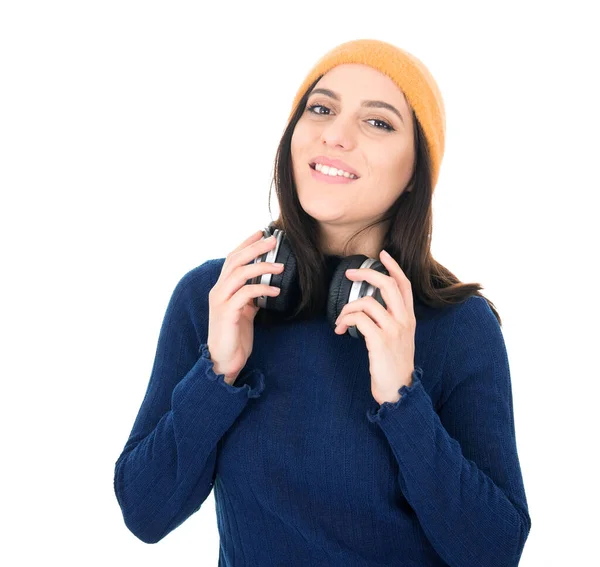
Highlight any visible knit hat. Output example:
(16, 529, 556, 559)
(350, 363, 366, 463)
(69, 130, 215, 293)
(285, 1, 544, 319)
(288, 38, 446, 191)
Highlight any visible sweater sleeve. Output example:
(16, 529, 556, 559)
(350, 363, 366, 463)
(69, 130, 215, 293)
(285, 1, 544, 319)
(113, 261, 266, 544)
(365, 296, 531, 567)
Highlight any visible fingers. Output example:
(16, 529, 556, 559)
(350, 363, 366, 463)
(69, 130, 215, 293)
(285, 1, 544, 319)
(213, 229, 282, 309)
(221, 230, 275, 279)
(224, 260, 283, 302)
(231, 229, 265, 255)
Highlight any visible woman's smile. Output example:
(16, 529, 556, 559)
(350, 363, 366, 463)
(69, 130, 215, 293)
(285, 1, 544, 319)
(309, 163, 360, 185)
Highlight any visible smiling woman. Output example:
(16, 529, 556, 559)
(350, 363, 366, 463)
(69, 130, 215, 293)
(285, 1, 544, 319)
(113, 38, 532, 567)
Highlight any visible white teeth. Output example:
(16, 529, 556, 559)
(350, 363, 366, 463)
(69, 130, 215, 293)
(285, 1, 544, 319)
(315, 163, 358, 179)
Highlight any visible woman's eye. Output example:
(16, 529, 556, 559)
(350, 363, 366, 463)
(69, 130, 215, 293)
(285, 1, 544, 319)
(306, 104, 394, 131)
(366, 118, 393, 131)
(306, 103, 329, 116)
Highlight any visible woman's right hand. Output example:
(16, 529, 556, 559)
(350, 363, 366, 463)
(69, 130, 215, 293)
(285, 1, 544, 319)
(206, 230, 284, 385)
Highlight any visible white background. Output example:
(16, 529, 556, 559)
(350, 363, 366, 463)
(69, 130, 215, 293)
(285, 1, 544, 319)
(2, 1, 598, 565)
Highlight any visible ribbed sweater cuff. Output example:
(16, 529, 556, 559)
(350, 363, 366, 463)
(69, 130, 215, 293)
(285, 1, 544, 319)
(365, 366, 425, 423)
(197, 343, 265, 399)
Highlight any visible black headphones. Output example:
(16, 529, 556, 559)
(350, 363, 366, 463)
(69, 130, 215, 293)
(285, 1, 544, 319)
(247, 222, 390, 340)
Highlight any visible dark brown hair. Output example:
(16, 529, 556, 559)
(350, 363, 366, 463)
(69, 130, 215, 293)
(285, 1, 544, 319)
(255, 75, 501, 327)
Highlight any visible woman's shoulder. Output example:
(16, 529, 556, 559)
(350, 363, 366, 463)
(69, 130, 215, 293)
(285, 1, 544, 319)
(416, 294, 495, 325)
(450, 295, 500, 335)
(440, 295, 505, 367)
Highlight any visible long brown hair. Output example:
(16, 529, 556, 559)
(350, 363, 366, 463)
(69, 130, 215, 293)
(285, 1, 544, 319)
(255, 75, 501, 327)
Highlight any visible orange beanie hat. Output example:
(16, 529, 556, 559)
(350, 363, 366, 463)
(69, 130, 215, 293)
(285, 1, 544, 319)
(288, 38, 446, 191)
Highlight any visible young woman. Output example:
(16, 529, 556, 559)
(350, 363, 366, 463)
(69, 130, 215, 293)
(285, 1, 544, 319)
(114, 39, 532, 567)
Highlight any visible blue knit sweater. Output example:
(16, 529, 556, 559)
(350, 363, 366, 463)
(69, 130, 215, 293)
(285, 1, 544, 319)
(113, 256, 531, 566)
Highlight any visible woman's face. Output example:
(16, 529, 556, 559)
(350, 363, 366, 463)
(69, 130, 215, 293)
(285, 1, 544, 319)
(291, 63, 415, 255)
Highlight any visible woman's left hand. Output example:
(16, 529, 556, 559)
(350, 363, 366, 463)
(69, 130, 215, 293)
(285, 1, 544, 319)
(334, 250, 416, 406)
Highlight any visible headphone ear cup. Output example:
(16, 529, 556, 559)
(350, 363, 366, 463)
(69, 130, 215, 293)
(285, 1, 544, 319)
(267, 235, 299, 312)
(328, 255, 390, 339)
(327, 255, 367, 337)
(254, 228, 300, 313)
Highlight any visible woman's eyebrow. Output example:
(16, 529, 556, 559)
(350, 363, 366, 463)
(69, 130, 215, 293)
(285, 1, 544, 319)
(308, 87, 404, 125)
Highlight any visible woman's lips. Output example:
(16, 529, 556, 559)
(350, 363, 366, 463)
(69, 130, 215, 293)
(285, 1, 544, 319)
(309, 164, 359, 185)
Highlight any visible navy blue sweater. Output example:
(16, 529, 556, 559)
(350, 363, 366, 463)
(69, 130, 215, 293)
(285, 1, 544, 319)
(113, 256, 531, 566)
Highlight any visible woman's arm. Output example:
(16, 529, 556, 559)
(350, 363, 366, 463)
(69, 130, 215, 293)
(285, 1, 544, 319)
(366, 296, 531, 567)
(113, 261, 265, 544)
